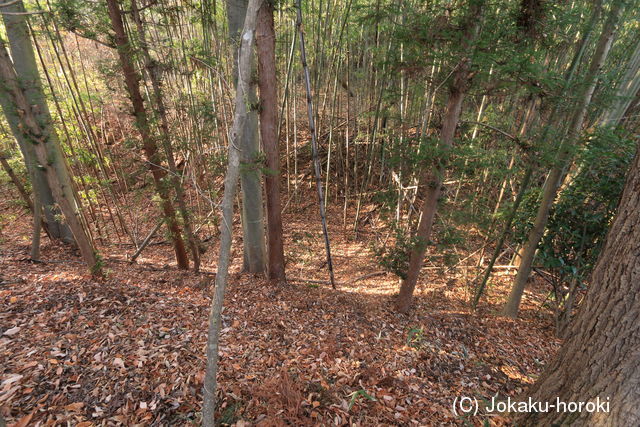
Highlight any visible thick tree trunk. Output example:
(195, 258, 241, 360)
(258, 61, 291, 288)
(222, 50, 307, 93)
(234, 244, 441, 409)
(0, 93, 64, 239)
(202, 1, 262, 424)
(105, 0, 189, 270)
(517, 143, 640, 426)
(504, 0, 626, 318)
(0, 41, 99, 271)
(256, 0, 286, 282)
(227, 0, 267, 275)
(395, 0, 485, 313)
(2, 0, 73, 242)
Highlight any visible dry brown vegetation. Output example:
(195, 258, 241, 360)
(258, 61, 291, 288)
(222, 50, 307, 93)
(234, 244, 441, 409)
(1, 184, 560, 426)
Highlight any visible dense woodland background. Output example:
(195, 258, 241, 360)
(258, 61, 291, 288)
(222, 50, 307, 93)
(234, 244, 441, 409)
(1, 0, 640, 425)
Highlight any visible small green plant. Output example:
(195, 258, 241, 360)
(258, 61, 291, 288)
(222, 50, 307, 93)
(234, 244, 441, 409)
(406, 327, 424, 348)
(218, 401, 241, 426)
(428, 221, 464, 267)
(371, 222, 422, 280)
(347, 389, 377, 410)
(91, 253, 105, 276)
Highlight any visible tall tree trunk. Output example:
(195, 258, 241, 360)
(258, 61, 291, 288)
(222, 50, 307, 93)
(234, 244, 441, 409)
(504, 0, 626, 318)
(105, 0, 189, 270)
(0, 40, 99, 272)
(130, 0, 202, 271)
(395, 0, 485, 313)
(256, 0, 286, 281)
(0, 95, 67, 241)
(1, 0, 73, 242)
(202, 1, 262, 424)
(517, 142, 640, 426)
(227, 0, 267, 274)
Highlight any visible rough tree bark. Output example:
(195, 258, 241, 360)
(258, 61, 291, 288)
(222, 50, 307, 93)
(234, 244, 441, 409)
(1, 0, 73, 242)
(0, 40, 99, 271)
(517, 143, 640, 426)
(256, 0, 286, 282)
(0, 92, 63, 237)
(105, 0, 189, 269)
(504, 0, 626, 318)
(227, 0, 267, 275)
(202, 1, 262, 424)
(395, 0, 485, 313)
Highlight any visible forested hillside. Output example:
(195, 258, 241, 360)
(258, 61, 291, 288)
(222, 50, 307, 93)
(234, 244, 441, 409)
(1, 0, 639, 425)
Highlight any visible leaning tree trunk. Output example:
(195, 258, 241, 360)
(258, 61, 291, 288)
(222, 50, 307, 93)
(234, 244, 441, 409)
(202, 1, 262, 424)
(227, 0, 267, 275)
(256, 0, 286, 281)
(2, 0, 74, 242)
(105, 0, 189, 270)
(517, 142, 640, 426)
(0, 40, 99, 272)
(395, 0, 485, 313)
(503, 0, 626, 318)
(0, 93, 67, 241)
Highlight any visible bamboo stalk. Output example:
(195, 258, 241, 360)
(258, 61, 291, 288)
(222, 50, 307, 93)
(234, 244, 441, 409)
(296, 0, 336, 289)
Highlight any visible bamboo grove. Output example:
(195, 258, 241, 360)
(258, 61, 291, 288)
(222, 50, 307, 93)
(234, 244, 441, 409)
(0, 0, 639, 396)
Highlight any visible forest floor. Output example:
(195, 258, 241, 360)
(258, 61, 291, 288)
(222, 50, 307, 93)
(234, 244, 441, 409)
(0, 187, 561, 426)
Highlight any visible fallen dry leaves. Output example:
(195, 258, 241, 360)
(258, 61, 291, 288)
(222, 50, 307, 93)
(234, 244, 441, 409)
(0, 195, 560, 426)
